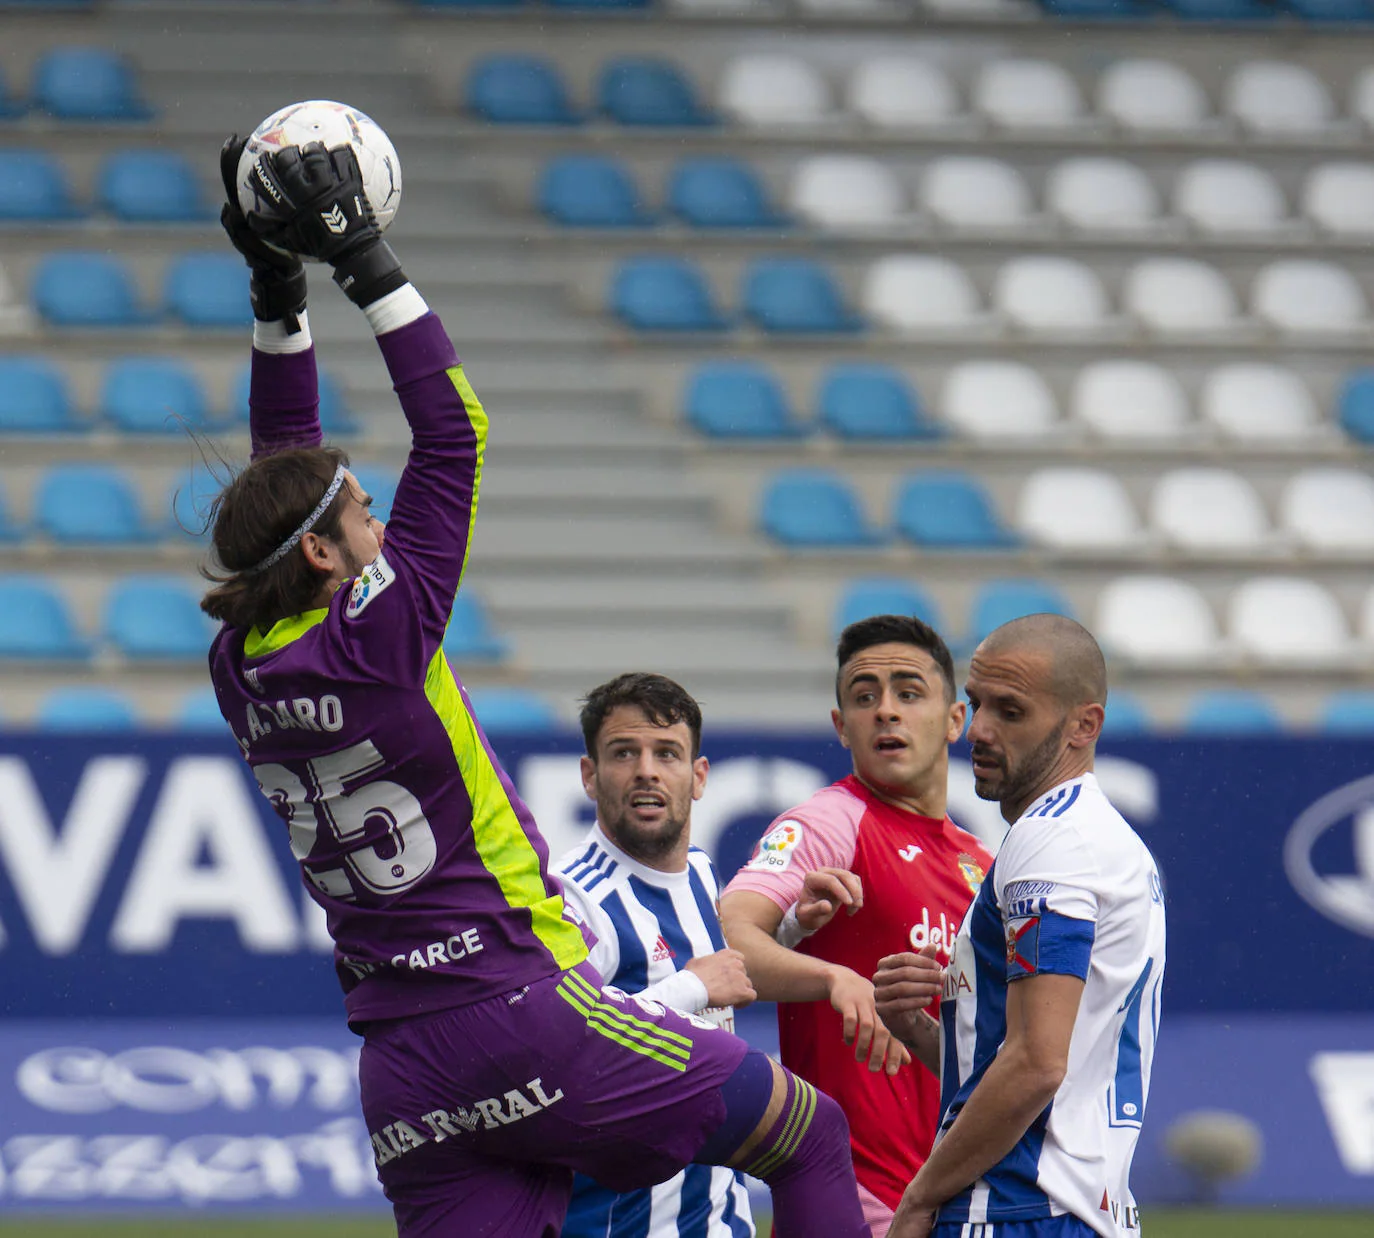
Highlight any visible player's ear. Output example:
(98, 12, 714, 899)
(831, 706, 850, 749)
(579, 754, 598, 802)
(692, 755, 709, 801)
(946, 698, 967, 744)
(299, 530, 334, 575)
(1067, 702, 1104, 749)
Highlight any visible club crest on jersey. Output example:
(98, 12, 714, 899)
(346, 552, 396, 618)
(957, 852, 986, 895)
(746, 820, 803, 872)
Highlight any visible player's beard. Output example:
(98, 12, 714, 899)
(972, 717, 1067, 807)
(601, 797, 690, 866)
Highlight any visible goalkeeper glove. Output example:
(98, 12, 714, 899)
(219, 135, 307, 332)
(247, 141, 406, 309)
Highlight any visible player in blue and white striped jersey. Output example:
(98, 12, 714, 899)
(875, 615, 1166, 1238)
(556, 673, 757, 1238)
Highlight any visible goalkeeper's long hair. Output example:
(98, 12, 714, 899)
(199, 446, 353, 632)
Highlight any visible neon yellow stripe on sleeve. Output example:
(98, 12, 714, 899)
(448, 365, 488, 595)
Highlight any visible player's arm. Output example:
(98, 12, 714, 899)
(775, 867, 864, 947)
(554, 873, 618, 984)
(873, 948, 944, 1075)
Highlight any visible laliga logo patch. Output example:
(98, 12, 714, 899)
(346, 553, 396, 618)
(1285, 773, 1374, 937)
(745, 820, 803, 872)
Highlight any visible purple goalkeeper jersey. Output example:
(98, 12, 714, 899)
(208, 313, 588, 1026)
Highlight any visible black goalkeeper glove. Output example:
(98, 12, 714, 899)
(247, 141, 406, 309)
(219, 135, 308, 332)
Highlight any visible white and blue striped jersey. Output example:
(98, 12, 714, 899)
(555, 826, 755, 1238)
(937, 774, 1166, 1238)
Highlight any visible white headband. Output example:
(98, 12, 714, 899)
(249, 462, 349, 575)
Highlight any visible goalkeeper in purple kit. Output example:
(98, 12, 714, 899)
(202, 136, 870, 1237)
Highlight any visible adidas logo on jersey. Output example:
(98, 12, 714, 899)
(651, 936, 675, 964)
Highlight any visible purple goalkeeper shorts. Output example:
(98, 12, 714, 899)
(357, 960, 751, 1237)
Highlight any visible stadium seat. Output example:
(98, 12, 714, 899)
(550, 0, 650, 10)
(940, 361, 1059, 440)
(816, 364, 938, 440)
(893, 471, 1018, 549)
(537, 155, 651, 227)
(1096, 58, 1211, 134)
(1096, 576, 1220, 665)
(97, 150, 210, 221)
(230, 364, 354, 436)
(1040, 0, 1152, 14)
(1201, 364, 1320, 442)
(1101, 691, 1152, 737)
(596, 58, 713, 126)
(966, 579, 1075, 648)
(442, 594, 509, 662)
(466, 687, 560, 734)
(1301, 163, 1374, 238)
(1337, 369, 1374, 443)
(1279, 468, 1374, 552)
(741, 258, 862, 333)
(30, 47, 153, 120)
(862, 256, 985, 333)
(1071, 361, 1192, 441)
(1228, 577, 1351, 665)
(789, 156, 906, 230)
(972, 58, 1087, 130)
(0, 577, 88, 659)
(1148, 468, 1270, 553)
(164, 253, 252, 328)
(847, 57, 961, 131)
(1044, 158, 1162, 234)
(1251, 260, 1369, 337)
(411, 0, 528, 7)
(36, 463, 155, 544)
(993, 257, 1111, 334)
(37, 687, 138, 731)
(1017, 468, 1144, 551)
(168, 463, 222, 541)
(1173, 160, 1289, 235)
(178, 687, 230, 733)
(1318, 691, 1374, 734)
(667, 158, 785, 228)
(0, 357, 80, 433)
(920, 157, 1034, 231)
(1123, 258, 1241, 336)
(104, 575, 216, 660)
(760, 469, 884, 547)
(1223, 61, 1336, 136)
(0, 150, 79, 219)
(834, 578, 945, 638)
(684, 362, 807, 438)
(466, 55, 579, 124)
(101, 357, 213, 434)
(1166, 0, 1279, 17)
(718, 54, 832, 127)
(610, 257, 729, 331)
(33, 252, 148, 327)
(349, 466, 398, 523)
(1182, 690, 1283, 736)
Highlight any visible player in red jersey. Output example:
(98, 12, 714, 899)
(720, 614, 994, 1237)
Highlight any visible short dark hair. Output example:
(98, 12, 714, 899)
(580, 672, 703, 760)
(835, 613, 957, 704)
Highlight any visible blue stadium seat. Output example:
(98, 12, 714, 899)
(0, 358, 81, 433)
(966, 579, 1076, 648)
(1101, 691, 1153, 737)
(104, 575, 215, 660)
(537, 155, 651, 227)
(98, 150, 209, 221)
(1337, 370, 1374, 443)
(834, 578, 945, 639)
(667, 158, 785, 229)
(101, 357, 213, 433)
(742, 258, 863, 334)
(549, 0, 648, 8)
(760, 469, 885, 548)
(31, 47, 153, 120)
(0, 578, 88, 659)
(33, 253, 148, 326)
(1183, 690, 1284, 734)
(1289, 0, 1374, 17)
(684, 362, 807, 439)
(413, 0, 525, 7)
(443, 594, 509, 662)
(817, 364, 939, 441)
(164, 253, 252, 328)
(1318, 691, 1374, 733)
(168, 463, 222, 541)
(466, 55, 578, 125)
(37, 687, 137, 732)
(230, 363, 354, 436)
(36, 463, 156, 544)
(1164, 0, 1276, 17)
(596, 58, 713, 127)
(467, 687, 559, 733)
(177, 687, 230, 734)
(349, 466, 398, 523)
(611, 257, 729, 331)
(1039, 0, 1154, 15)
(0, 150, 79, 219)
(894, 473, 1019, 550)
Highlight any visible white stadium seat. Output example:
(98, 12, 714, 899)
(1096, 576, 1221, 665)
(1045, 158, 1162, 234)
(1251, 260, 1369, 337)
(1223, 61, 1336, 137)
(1302, 164, 1374, 239)
(1148, 468, 1270, 554)
(789, 156, 906, 229)
(719, 54, 831, 127)
(1280, 469, 1374, 553)
(862, 255, 985, 333)
(1173, 160, 1289, 236)
(1072, 361, 1192, 441)
(1017, 468, 1144, 551)
(940, 361, 1059, 440)
(1228, 577, 1350, 665)
(1096, 58, 1211, 134)
(973, 58, 1086, 131)
(920, 157, 1034, 230)
(1200, 364, 1320, 443)
(847, 57, 961, 130)
(1123, 258, 1241, 336)
(993, 256, 1110, 334)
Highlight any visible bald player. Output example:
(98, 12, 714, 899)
(875, 615, 1166, 1238)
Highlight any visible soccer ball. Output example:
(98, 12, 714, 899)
(237, 100, 402, 255)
